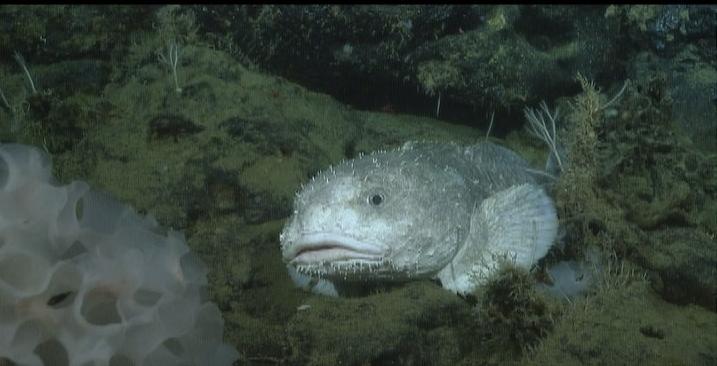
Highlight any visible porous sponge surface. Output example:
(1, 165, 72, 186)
(0, 144, 239, 366)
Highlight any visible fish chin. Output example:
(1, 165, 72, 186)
(285, 232, 388, 278)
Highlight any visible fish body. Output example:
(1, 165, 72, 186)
(279, 141, 558, 296)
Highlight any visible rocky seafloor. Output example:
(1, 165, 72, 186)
(1, 5, 715, 365)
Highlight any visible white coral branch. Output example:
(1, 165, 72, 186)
(524, 101, 563, 173)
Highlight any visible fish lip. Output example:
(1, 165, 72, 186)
(284, 232, 385, 264)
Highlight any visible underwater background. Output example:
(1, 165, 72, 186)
(0, 5, 715, 365)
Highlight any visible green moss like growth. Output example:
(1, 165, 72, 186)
(552, 73, 640, 261)
(552, 70, 717, 310)
(524, 279, 717, 366)
(473, 264, 554, 356)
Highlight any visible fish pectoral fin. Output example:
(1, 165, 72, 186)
(475, 183, 558, 268)
(437, 184, 558, 295)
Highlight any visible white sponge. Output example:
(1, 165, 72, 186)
(0, 143, 239, 366)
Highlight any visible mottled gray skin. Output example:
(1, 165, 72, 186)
(280, 141, 555, 295)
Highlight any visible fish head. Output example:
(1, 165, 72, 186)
(280, 149, 472, 282)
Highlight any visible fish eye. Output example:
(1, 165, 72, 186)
(368, 193, 384, 206)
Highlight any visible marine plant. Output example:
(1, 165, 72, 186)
(524, 100, 564, 175)
(552, 73, 631, 258)
(473, 262, 555, 354)
(13, 51, 38, 95)
(157, 40, 183, 94)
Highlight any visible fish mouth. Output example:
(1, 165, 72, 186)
(284, 233, 385, 265)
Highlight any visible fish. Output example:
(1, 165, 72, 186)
(279, 141, 558, 296)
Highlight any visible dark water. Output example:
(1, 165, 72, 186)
(0, 5, 715, 366)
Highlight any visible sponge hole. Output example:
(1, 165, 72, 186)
(0, 154, 8, 190)
(34, 338, 69, 366)
(46, 291, 75, 309)
(80, 288, 122, 326)
(12, 320, 42, 350)
(44, 264, 81, 310)
(133, 288, 162, 306)
(179, 252, 208, 285)
(109, 354, 134, 366)
(75, 196, 84, 221)
(163, 337, 185, 357)
(59, 240, 88, 260)
(0, 252, 47, 292)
